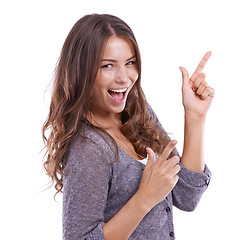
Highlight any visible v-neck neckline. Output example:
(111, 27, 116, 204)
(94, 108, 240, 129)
(118, 145, 148, 165)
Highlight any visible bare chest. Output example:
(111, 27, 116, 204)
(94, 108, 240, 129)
(106, 129, 142, 161)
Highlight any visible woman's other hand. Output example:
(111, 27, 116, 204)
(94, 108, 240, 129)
(134, 140, 180, 212)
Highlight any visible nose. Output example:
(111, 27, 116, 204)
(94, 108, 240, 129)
(115, 66, 128, 84)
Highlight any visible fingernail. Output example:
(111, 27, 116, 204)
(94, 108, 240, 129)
(171, 140, 177, 145)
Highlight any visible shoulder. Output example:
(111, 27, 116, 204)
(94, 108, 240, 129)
(147, 103, 161, 124)
(65, 123, 116, 170)
(146, 103, 164, 131)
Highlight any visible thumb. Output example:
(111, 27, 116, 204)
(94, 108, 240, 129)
(179, 66, 190, 87)
(146, 148, 156, 167)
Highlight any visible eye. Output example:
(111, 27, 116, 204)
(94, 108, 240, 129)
(126, 60, 136, 66)
(101, 64, 113, 69)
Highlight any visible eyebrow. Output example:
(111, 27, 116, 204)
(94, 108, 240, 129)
(102, 55, 136, 62)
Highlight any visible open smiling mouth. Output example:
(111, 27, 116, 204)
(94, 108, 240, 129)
(107, 87, 128, 101)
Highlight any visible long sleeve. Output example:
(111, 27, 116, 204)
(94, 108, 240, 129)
(172, 163, 211, 211)
(147, 104, 211, 211)
(62, 136, 113, 240)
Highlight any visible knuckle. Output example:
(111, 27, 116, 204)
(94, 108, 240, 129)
(163, 174, 172, 183)
(160, 151, 170, 161)
(169, 155, 180, 164)
(199, 72, 206, 78)
(173, 155, 180, 162)
(196, 88, 203, 95)
(153, 165, 165, 176)
(194, 73, 205, 86)
(175, 164, 181, 173)
(203, 80, 208, 87)
(161, 150, 168, 159)
(200, 94, 207, 100)
(169, 178, 177, 188)
(174, 175, 180, 183)
(151, 166, 158, 175)
(197, 81, 207, 91)
(193, 81, 200, 89)
(158, 167, 167, 176)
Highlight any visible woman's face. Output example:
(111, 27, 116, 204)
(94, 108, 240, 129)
(91, 36, 139, 117)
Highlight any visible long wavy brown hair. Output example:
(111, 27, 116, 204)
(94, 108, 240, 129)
(42, 14, 170, 196)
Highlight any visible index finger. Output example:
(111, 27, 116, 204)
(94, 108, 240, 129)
(190, 51, 212, 83)
(155, 140, 177, 166)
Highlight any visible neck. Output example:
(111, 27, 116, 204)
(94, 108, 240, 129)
(88, 100, 123, 128)
(88, 112, 122, 130)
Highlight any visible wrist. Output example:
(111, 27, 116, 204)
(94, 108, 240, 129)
(184, 110, 206, 124)
(132, 192, 153, 214)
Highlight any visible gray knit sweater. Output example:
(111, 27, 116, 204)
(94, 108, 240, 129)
(62, 109, 211, 240)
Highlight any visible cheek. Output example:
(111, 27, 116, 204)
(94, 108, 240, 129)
(130, 68, 139, 83)
(92, 73, 112, 99)
(96, 71, 116, 85)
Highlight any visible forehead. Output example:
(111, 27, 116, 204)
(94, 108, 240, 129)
(101, 36, 135, 59)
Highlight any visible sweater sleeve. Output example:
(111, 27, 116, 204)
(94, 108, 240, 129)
(147, 104, 212, 211)
(172, 163, 211, 211)
(62, 137, 112, 240)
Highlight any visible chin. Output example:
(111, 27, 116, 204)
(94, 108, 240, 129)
(111, 104, 126, 114)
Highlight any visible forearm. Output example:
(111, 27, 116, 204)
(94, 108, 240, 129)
(181, 111, 206, 173)
(103, 194, 149, 240)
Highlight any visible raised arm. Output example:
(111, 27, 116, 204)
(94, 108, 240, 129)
(179, 51, 214, 172)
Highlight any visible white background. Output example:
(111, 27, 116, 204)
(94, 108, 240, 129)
(1, 0, 240, 239)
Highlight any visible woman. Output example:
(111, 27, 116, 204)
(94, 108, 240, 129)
(42, 14, 214, 240)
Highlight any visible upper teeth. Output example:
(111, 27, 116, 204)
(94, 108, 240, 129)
(109, 88, 127, 93)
